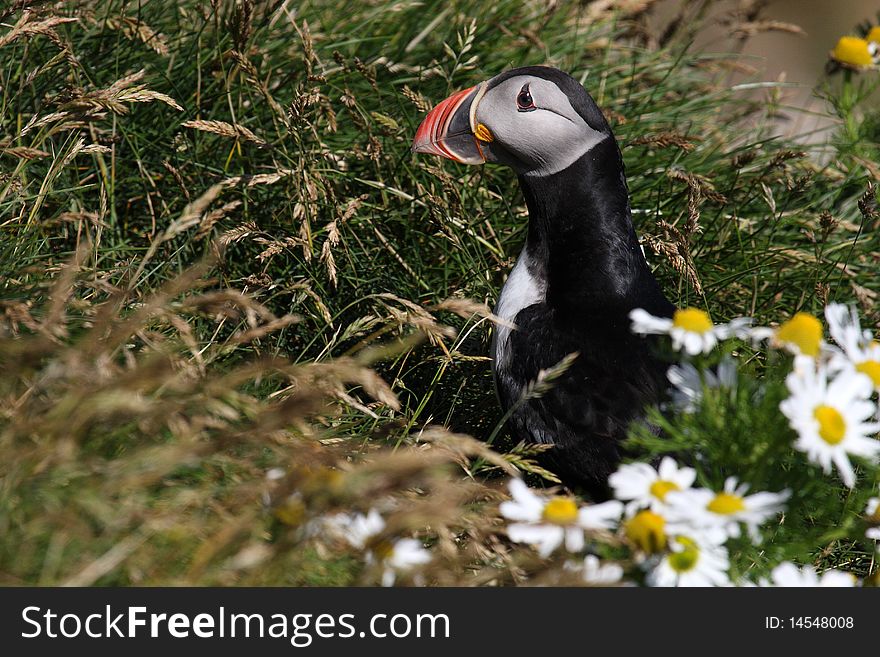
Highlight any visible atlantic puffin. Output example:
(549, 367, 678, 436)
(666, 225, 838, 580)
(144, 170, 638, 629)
(412, 66, 675, 497)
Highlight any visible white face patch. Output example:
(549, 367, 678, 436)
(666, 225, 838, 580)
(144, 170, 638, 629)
(474, 75, 607, 177)
(493, 248, 546, 368)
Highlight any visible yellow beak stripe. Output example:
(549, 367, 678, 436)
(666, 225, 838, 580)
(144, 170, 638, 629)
(474, 123, 494, 142)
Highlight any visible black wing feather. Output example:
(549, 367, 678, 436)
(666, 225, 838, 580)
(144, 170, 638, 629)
(495, 300, 671, 498)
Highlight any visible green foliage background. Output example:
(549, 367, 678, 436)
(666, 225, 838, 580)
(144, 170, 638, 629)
(1, 0, 878, 585)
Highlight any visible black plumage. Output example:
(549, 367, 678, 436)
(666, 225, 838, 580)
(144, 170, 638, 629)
(495, 136, 674, 498)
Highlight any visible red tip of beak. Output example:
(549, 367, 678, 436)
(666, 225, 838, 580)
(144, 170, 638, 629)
(412, 85, 484, 164)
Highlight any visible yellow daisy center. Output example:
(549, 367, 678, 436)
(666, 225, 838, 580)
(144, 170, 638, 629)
(625, 510, 667, 554)
(707, 492, 746, 515)
(776, 312, 822, 357)
(832, 36, 874, 67)
(813, 405, 847, 445)
(649, 479, 680, 502)
(855, 360, 880, 388)
(667, 536, 700, 573)
(273, 497, 306, 527)
(300, 466, 346, 497)
(869, 27, 880, 44)
(541, 497, 579, 525)
(370, 538, 395, 560)
(672, 308, 713, 334)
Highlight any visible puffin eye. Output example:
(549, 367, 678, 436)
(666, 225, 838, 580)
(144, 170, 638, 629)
(516, 84, 536, 112)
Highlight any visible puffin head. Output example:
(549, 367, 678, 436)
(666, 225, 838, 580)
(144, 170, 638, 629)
(412, 66, 612, 177)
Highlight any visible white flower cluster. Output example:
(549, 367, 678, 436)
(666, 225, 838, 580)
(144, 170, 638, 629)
(610, 458, 789, 586)
(778, 305, 880, 489)
(632, 302, 880, 511)
(617, 301, 880, 583)
(497, 457, 861, 587)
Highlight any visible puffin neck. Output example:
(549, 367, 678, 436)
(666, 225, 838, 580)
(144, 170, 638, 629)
(517, 139, 656, 315)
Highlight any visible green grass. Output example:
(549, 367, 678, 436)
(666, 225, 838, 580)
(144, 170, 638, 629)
(1, 0, 878, 586)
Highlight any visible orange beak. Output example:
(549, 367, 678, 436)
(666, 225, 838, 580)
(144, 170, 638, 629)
(411, 83, 488, 165)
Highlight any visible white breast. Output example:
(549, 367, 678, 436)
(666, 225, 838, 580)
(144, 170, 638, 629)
(493, 248, 546, 368)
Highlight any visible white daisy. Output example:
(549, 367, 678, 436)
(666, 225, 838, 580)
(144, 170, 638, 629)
(750, 311, 825, 359)
(328, 510, 431, 586)
(265, 467, 286, 481)
(576, 555, 625, 585)
(609, 456, 697, 515)
(825, 303, 880, 392)
(764, 562, 856, 587)
(372, 538, 432, 587)
(327, 509, 386, 549)
(780, 360, 880, 488)
(646, 533, 731, 587)
(664, 477, 789, 542)
(629, 307, 749, 356)
(667, 358, 737, 413)
(866, 497, 880, 541)
(501, 479, 622, 557)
